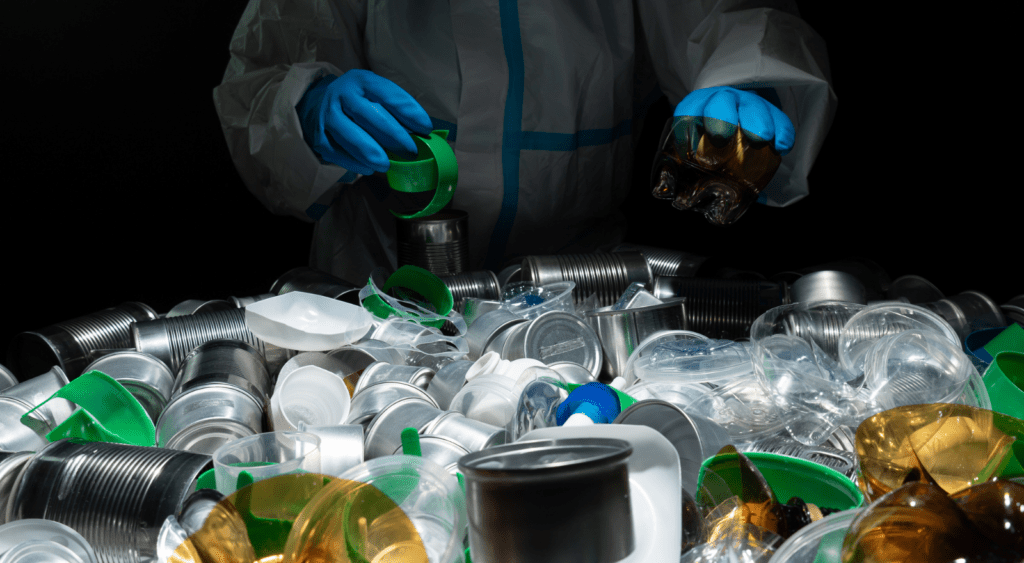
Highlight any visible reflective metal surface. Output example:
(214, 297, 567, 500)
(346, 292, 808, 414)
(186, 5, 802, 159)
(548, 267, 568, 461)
(395, 209, 469, 276)
(585, 299, 687, 381)
(521, 251, 653, 308)
(7, 303, 158, 381)
(8, 439, 212, 563)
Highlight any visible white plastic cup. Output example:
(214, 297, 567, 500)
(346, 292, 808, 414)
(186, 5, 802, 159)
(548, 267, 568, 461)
(212, 431, 321, 496)
(271, 365, 351, 431)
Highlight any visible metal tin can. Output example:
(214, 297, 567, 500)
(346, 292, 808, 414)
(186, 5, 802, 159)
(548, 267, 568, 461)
(424, 411, 506, 453)
(363, 396, 444, 460)
(172, 340, 272, 408)
(584, 299, 687, 381)
(156, 383, 264, 454)
(345, 381, 439, 428)
(458, 438, 634, 563)
(7, 303, 158, 381)
(8, 439, 211, 563)
(82, 351, 174, 423)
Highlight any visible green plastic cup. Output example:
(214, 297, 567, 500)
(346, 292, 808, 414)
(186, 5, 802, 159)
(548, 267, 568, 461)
(698, 451, 865, 510)
(984, 351, 1024, 421)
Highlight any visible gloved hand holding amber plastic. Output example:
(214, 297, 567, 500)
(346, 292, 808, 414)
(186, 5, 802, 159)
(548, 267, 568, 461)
(651, 87, 793, 226)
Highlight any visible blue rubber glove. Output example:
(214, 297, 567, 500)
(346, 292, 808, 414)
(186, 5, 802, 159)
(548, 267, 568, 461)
(674, 86, 794, 155)
(295, 69, 434, 175)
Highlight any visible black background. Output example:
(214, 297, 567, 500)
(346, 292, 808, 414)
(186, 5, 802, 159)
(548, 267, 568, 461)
(1, 2, 1016, 355)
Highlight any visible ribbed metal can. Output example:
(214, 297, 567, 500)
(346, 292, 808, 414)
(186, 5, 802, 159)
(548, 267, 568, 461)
(132, 308, 291, 375)
(653, 276, 789, 340)
(521, 251, 653, 308)
(396, 209, 469, 276)
(173, 340, 272, 407)
(7, 439, 212, 563)
(7, 303, 159, 381)
(439, 270, 500, 306)
(611, 243, 706, 277)
(269, 267, 362, 303)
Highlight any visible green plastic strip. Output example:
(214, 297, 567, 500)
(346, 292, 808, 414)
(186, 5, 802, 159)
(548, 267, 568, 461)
(401, 427, 422, 457)
(362, 265, 454, 329)
(386, 130, 458, 219)
(21, 370, 155, 447)
(984, 323, 1024, 358)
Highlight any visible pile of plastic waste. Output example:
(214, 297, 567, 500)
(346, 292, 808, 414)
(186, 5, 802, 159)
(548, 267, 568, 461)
(1, 258, 1022, 563)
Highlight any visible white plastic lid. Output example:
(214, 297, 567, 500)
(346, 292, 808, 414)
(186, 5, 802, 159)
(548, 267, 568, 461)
(244, 291, 374, 351)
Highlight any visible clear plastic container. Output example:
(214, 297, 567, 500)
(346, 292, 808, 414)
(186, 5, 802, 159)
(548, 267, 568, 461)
(499, 281, 576, 320)
(859, 329, 974, 411)
(212, 431, 322, 496)
(632, 337, 754, 386)
(752, 334, 855, 447)
(0, 520, 98, 563)
(838, 302, 960, 380)
(325, 455, 467, 563)
(622, 330, 717, 385)
(750, 301, 866, 382)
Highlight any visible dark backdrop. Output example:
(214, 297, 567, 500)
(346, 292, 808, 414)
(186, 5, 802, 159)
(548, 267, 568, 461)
(1, 2, 1015, 354)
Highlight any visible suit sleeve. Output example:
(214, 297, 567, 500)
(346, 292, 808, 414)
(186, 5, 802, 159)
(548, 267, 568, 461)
(636, 0, 837, 206)
(212, 0, 369, 222)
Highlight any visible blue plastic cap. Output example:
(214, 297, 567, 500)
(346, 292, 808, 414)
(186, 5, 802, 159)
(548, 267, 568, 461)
(555, 382, 622, 425)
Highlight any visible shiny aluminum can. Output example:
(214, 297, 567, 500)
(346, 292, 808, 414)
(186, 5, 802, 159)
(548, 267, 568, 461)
(172, 340, 272, 408)
(345, 381, 439, 428)
(7, 303, 158, 381)
(7, 439, 211, 563)
(521, 251, 653, 308)
(156, 383, 264, 454)
(584, 299, 687, 381)
(132, 308, 292, 376)
(352, 362, 435, 396)
(363, 397, 444, 460)
(424, 411, 506, 453)
(504, 312, 603, 378)
(82, 351, 174, 423)
(270, 266, 362, 303)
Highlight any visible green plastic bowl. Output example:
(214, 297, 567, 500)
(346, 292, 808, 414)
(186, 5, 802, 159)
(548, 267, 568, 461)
(698, 451, 865, 510)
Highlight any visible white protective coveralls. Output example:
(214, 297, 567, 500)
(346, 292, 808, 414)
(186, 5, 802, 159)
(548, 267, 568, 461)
(213, 0, 835, 284)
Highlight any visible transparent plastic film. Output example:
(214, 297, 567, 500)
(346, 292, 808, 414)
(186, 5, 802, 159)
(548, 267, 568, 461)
(651, 116, 783, 226)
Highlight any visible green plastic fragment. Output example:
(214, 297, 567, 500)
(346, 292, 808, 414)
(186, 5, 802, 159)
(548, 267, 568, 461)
(386, 130, 458, 219)
(20, 370, 155, 447)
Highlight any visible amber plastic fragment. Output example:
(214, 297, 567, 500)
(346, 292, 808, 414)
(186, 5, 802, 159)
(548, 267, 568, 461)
(855, 403, 1024, 502)
(650, 116, 782, 225)
(840, 481, 1024, 562)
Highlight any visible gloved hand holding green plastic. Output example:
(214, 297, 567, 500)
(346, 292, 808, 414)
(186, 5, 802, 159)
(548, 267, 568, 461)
(296, 69, 434, 175)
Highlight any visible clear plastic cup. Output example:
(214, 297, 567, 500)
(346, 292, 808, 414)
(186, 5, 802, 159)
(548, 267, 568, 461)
(296, 455, 466, 563)
(631, 336, 754, 386)
(270, 365, 350, 431)
(859, 329, 974, 411)
(499, 281, 576, 319)
(749, 301, 866, 382)
(212, 431, 321, 496)
(0, 520, 98, 563)
(621, 330, 715, 386)
(752, 334, 854, 447)
(838, 302, 960, 379)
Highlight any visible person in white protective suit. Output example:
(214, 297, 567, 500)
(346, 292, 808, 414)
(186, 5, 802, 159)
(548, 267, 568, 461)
(213, 0, 835, 286)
